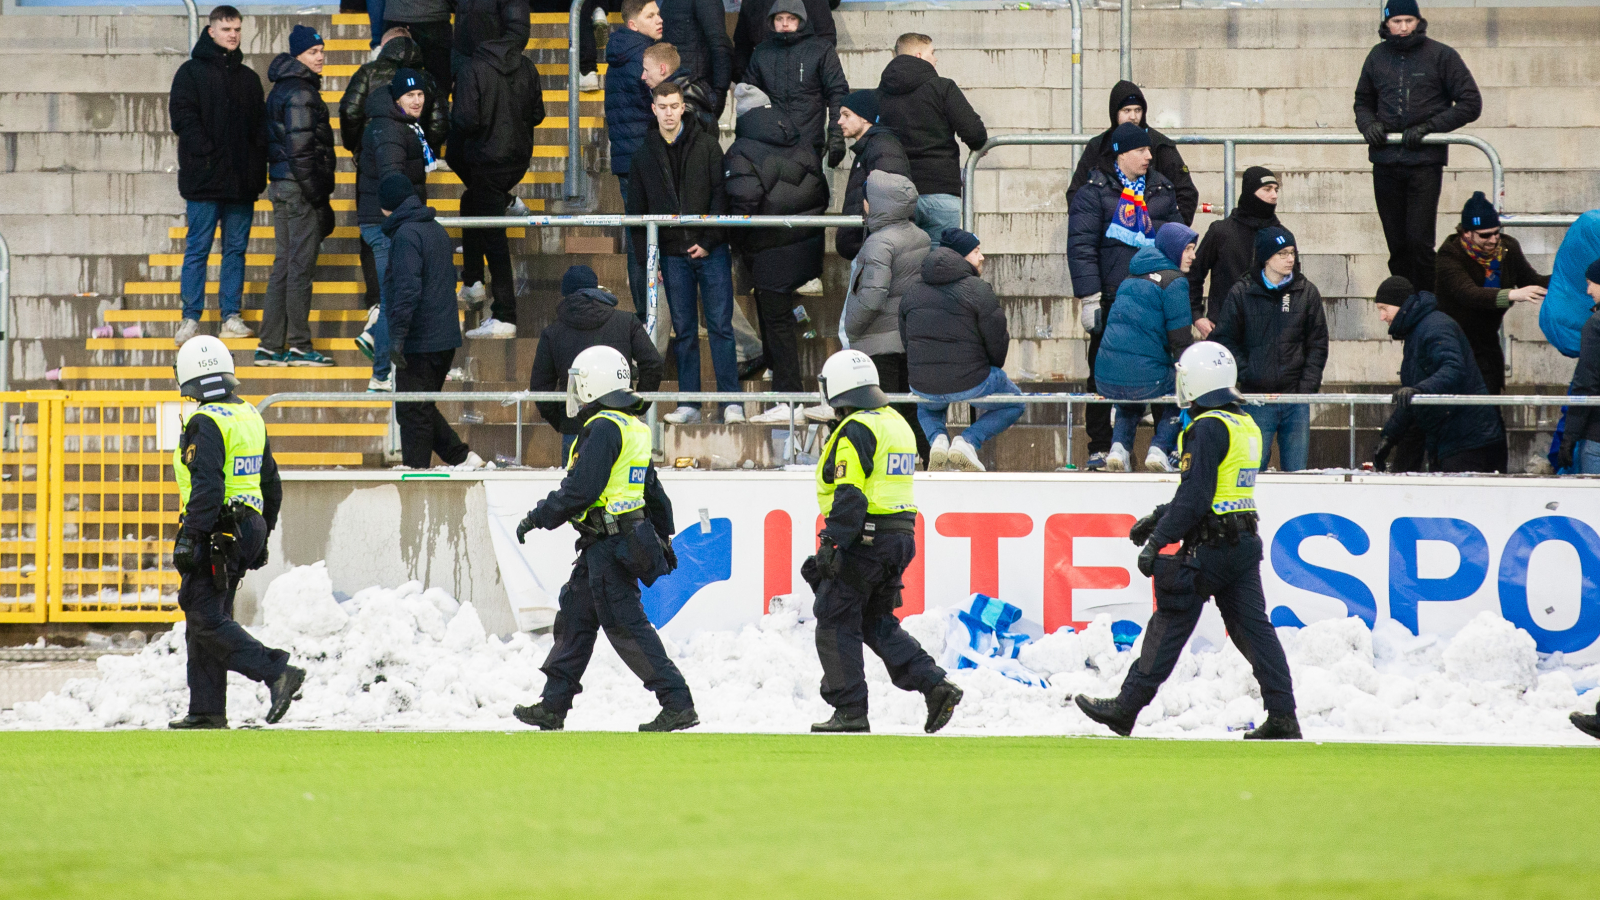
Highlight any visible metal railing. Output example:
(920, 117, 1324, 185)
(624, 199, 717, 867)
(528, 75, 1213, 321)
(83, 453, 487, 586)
(1502, 214, 1581, 229)
(0, 228, 10, 392)
(181, 0, 199, 53)
(1120, 0, 1132, 81)
(565, 0, 586, 203)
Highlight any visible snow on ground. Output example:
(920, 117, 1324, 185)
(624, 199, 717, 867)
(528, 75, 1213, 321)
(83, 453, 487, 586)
(5, 563, 1598, 745)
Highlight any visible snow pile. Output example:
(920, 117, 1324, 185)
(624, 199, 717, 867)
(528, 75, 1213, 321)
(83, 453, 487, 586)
(5, 565, 1598, 743)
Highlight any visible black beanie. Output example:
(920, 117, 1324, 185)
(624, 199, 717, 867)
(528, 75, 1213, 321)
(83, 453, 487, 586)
(379, 172, 415, 212)
(1383, 0, 1420, 22)
(1375, 275, 1414, 307)
(1586, 258, 1600, 286)
(561, 264, 600, 296)
(1108, 122, 1150, 155)
(1241, 166, 1278, 200)
(1459, 191, 1499, 231)
(1253, 225, 1296, 269)
(940, 228, 980, 258)
(840, 89, 880, 125)
(389, 67, 424, 101)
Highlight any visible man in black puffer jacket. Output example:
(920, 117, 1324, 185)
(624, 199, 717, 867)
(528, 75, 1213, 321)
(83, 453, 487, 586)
(660, 0, 732, 118)
(732, 0, 838, 83)
(1189, 166, 1285, 333)
(743, 0, 849, 170)
(1371, 276, 1505, 474)
(1066, 80, 1198, 227)
(877, 34, 986, 248)
(835, 89, 910, 262)
(260, 26, 336, 368)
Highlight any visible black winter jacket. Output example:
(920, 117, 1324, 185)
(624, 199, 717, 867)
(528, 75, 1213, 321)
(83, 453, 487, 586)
(1353, 20, 1482, 167)
(1561, 307, 1600, 454)
(1187, 203, 1282, 323)
(358, 93, 431, 225)
(452, 0, 530, 69)
(169, 31, 267, 203)
(899, 248, 1009, 396)
(1434, 233, 1547, 394)
(876, 55, 986, 198)
(733, 0, 839, 83)
(1382, 291, 1504, 460)
(836, 125, 911, 261)
(669, 67, 719, 135)
(604, 27, 656, 176)
(382, 196, 463, 355)
(264, 54, 336, 205)
(626, 114, 728, 257)
(447, 34, 544, 184)
(742, 0, 849, 159)
(1066, 163, 1182, 299)
(661, 0, 733, 114)
(724, 106, 827, 292)
(1066, 81, 1199, 225)
(1210, 271, 1329, 395)
(339, 36, 449, 155)
(529, 289, 665, 434)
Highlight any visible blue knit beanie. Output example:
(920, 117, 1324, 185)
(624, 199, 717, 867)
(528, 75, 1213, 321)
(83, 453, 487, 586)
(1254, 225, 1296, 269)
(1154, 222, 1199, 270)
(1459, 191, 1499, 231)
(940, 228, 980, 258)
(1586, 258, 1600, 286)
(289, 24, 323, 58)
(1109, 122, 1150, 155)
(1383, 0, 1420, 22)
(379, 172, 415, 212)
(390, 68, 424, 101)
(561, 265, 601, 296)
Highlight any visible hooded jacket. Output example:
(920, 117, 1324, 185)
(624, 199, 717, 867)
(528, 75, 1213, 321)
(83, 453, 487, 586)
(382, 195, 462, 355)
(1188, 201, 1283, 323)
(843, 172, 928, 357)
(447, 32, 544, 183)
(169, 30, 267, 203)
(900, 247, 1009, 395)
(604, 26, 658, 175)
(724, 105, 828, 291)
(733, 0, 839, 83)
(384, 0, 452, 23)
(339, 36, 449, 155)
(661, 0, 733, 114)
(1353, 19, 1482, 167)
(1094, 245, 1193, 396)
(265, 53, 336, 205)
(1210, 269, 1329, 395)
(742, 0, 850, 158)
(626, 113, 728, 257)
(1066, 81, 1198, 225)
(836, 125, 911, 261)
(1561, 307, 1600, 454)
(1434, 232, 1547, 394)
(452, 0, 531, 69)
(358, 92, 431, 225)
(529, 288, 665, 434)
(1067, 161, 1182, 299)
(1381, 290, 1504, 460)
(876, 55, 986, 198)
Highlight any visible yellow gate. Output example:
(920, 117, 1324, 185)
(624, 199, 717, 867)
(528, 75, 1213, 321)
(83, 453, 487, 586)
(0, 394, 52, 623)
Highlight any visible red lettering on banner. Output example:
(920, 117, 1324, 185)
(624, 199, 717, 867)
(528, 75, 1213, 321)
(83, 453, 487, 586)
(763, 510, 791, 613)
(935, 513, 1034, 597)
(1042, 513, 1135, 633)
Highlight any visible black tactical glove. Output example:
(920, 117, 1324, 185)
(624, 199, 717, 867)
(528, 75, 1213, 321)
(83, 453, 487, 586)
(1556, 442, 1575, 471)
(1392, 386, 1418, 408)
(1402, 123, 1431, 152)
(172, 528, 200, 575)
(316, 200, 336, 239)
(389, 348, 408, 372)
(815, 535, 843, 580)
(1136, 536, 1161, 578)
(1361, 121, 1389, 149)
(1129, 505, 1166, 546)
(661, 536, 679, 572)
(1372, 437, 1395, 473)
(515, 513, 539, 544)
(249, 544, 269, 571)
(826, 129, 846, 169)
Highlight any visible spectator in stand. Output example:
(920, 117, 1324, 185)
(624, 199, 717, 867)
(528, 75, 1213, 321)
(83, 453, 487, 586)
(660, 0, 732, 119)
(743, 0, 849, 170)
(380, 174, 484, 470)
(1067, 80, 1199, 226)
(530, 265, 664, 456)
(732, 0, 838, 83)
(723, 85, 828, 423)
(627, 82, 741, 425)
(1189, 166, 1284, 336)
(1094, 222, 1197, 473)
(168, 6, 266, 346)
(1556, 262, 1600, 474)
(1067, 122, 1183, 471)
(449, 27, 544, 339)
(877, 34, 987, 249)
(1353, 0, 1481, 293)
(452, 0, 530, 74)
(1435, 192, 1548, 394)
(835, 88, 910, 262)
(258, 26, 336, 369)
(1371, 276, 1506, 474)
(381, 0, 454, 95)
(900, 228, 1022, 473)
(837, 171, 930, 457)
(605, 0, 663, 317)
(642, 43, 717, 133)
(1210, 226, 1329, 472)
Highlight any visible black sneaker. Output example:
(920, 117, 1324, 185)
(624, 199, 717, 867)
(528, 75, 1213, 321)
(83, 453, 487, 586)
(513, 703, 565, 730)
(1571, 712, 1600, 741)
(265, 665, 306, 724)
(923, 680, 964, 734)
(1243, 711, 1302, 740)
(810, 709, 870, 733)
(738, 354, 769, 381)
(168, 713, 227, 730)
(1084, 451, 1109, 471)
(640, 706, 700, 732)
(1074, 694, 1136, 736)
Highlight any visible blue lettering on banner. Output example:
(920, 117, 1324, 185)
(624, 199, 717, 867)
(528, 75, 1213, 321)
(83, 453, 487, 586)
(628, 466, 648, 484)
(1496, 517, 1600, 653)
(232, 455, 262, 476)
(641, 517, 732, 626)
(1388, 517, 1489, 635)
(1270, 513, 1377, 627)
(886, 453, 916, 476)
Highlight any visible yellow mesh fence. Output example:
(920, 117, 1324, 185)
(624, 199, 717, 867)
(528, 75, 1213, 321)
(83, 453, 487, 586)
(0, 394, 51, 623)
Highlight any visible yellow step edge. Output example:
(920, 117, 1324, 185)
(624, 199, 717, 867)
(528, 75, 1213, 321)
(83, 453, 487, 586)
(319, 60, 611, 78)
(164, 226, 526, 239)
(322, 39, 373, 51)
(87, 338, 357, 351)
(147, 253, 467, 267)
(106, 310, 372, 323)
(57, 367, 372, 380)
(250, 198, 487, 213)
(543, 64, 607, 76)
(276, 452, 366, 466)
(124, 282, 369, 295)
(318, 88, 602, 103)
(530, 12, 621, 23)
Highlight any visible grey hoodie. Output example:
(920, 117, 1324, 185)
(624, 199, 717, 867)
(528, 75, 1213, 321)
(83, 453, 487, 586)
(842, 171, 928, 356)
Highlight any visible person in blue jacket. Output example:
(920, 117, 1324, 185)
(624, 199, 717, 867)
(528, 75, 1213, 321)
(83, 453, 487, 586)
(605, 0, 662, 316)
(1094, 222, 1197, 472)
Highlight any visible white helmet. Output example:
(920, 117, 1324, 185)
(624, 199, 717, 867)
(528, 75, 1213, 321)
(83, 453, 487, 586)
(818, 349, 888, 411)
(1174, 341, 1242, 408)
(566, 345, 637, 416)
(174, 335, 238, 400)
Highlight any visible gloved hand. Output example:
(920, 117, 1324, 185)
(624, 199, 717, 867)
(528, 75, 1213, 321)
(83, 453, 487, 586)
(1129, 505, 1165, 546)
(1402, 123, 1431, 151)
(316, 200, 336, 239)
(389, 349, 407, 372)
(249, 544, 269, 571)
(1361, 121, 1389, 149)
(515, 512, 539, 544)
(1078, 293, 1102, 335)
(1556, 442, 1575, 471)
(661, 536, 679, 572)
(1372, 437, 1394, 473)
(827, 135, 846, 170)
(172, 528, 200, 575)
(1392, 386, 1418, 408)
(1136, 536, 1161, 578)
(815, 536, 843, 580)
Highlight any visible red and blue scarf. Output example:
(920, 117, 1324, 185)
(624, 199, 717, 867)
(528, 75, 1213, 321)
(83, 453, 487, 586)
(1105, 166, 1155, 248)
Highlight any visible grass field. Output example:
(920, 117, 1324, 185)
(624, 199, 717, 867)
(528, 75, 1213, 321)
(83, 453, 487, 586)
(2, 731, 1595, 899)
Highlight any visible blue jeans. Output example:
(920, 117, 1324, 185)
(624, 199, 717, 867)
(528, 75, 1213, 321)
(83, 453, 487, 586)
(361, 224, 393, 380)
(913, 367, 1024, 451)
(368, 0, 385, 46)
(619, 179, 649, 319)
(915, 193, 963, 249)
(1245, 403, 1310, 471)
(1577, 440, 1600, 475)
(181, 200, 253, 321)
(1112, 402, 1181, 454)
(661, 244, 738, 402)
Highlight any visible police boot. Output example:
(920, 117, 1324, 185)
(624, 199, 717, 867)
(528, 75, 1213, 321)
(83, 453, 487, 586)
(639, 706, 700, 733)
(811, 709, 870, 733)
(1244, 711, 1302, 740)
(513, 703, 565, 731)
(1073, 695, 1137, 737)
(168, 714, 228, 730)
(265, 665, 306, 725)
(923, 680, 964, 734)
(1570, 712, 1600, 741)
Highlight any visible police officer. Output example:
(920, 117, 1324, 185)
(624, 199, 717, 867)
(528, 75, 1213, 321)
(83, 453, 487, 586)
(806, 350, 963, 734)
(168, 336, 304, 729)
(1074, 342, 1300, 740)
(512, 346, 698, 733)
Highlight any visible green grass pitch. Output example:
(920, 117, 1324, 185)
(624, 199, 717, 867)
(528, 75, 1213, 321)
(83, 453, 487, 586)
(2, 731, 1595, 899)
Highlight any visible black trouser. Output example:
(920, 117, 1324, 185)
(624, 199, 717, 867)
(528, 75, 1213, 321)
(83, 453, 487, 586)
(1437, 437, 1507, 474)
(397, 348, 470, 468)
(1372, 163, 1444, 292)
(177, 511, 287, 716)
(870, 352, 930, 464)
(388, 19, 452, 97)
(753, 288, 801, 392)
(539, 534, 694, 714)
(577, 0, 619, 74)
(1085, 328, 1112, 455)
(1116, 532, 1296, 715)
(460, 178, 517, 322)
(811, 532, 946, 715)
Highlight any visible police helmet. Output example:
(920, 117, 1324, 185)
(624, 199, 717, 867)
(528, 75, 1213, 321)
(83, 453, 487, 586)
(566, 345, 639, 417)
(818, 349, 889, 411)
(1174, 341, 1243, 408)
(174, 335, 239, 401)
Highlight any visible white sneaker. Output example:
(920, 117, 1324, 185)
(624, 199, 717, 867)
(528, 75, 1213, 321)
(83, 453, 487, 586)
(748, 404, 796, 424)
(797, 277, 824, 296)
(458, 281, 487, 312)
(663, 406, 702, 425)
(578, 71, 601, 93)
(172, 317, 200, 345)
(947, 436, 985, 472)
(455, 451, 486, 470)
(1145, 446, 1177, 473)
(723, 404, 746, 424)
(1106, 442, 1130, 472)
(928, 434, 950, 471)
(364, 305, 381, 331)
(219, 315, 253, 338)
(367, 372, 395, 392)
(465, 318, 516, 339)
(803, 404, 836, 423)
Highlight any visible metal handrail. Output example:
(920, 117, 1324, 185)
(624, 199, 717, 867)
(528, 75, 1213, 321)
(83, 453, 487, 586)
(1120, 0, 1132, 82)
(182, 0, 199, 53)
(0, 227, 9, 392)
(565, 0, 585, 203)
(1501, 214, 1580, 229)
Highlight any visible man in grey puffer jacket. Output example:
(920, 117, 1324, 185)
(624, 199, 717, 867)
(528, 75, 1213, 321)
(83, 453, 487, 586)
(840, 170, 930, 459)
